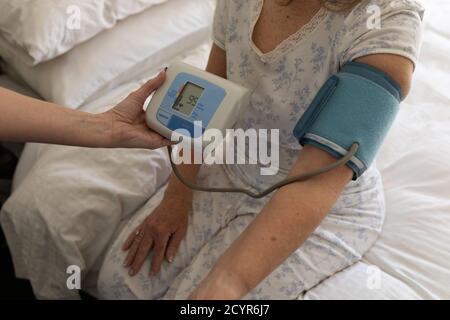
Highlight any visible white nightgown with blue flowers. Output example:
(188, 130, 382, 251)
(98, 0, 424, 300)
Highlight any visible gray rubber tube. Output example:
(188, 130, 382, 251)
(167, 142, 359, 199)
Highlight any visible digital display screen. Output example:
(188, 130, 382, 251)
(172, 82, 204, 116)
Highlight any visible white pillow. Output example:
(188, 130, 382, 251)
(1, 0, 215, 108)
(0, 0, 168, 66)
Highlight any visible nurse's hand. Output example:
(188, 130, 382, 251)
(103, 70, 173, 149)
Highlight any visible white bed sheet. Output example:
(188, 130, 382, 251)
(0, 74, 39, 98)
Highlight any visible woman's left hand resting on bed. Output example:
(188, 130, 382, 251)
(0, 71, 171, 149)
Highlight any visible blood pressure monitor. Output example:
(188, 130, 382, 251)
(145, 62, 250, 141)
(143, 61, 399, 199)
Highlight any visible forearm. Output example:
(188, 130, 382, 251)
(163, 43, 225, 206)
(205, 147, 353, 298)
(0, 88, 111, 147)
(164, 162, 201, 205)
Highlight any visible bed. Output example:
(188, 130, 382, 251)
(1, 0, 449, 300)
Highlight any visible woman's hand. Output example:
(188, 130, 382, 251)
(122, 195, 190, 277)
(102, 70, 173, 150)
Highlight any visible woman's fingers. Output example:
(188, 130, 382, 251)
(121, 204, 187, 277)
(165, 228, 186, 263)
(122, 226, 140, 251)
(141, 131, 174, 150)
(123, 235, 141, 268)
(129, 235, 154, 277)
(150, 234, 170, 276)
(122, 223, 173, 277)
(123, 228, 146, 268)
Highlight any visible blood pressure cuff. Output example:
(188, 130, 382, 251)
(293, 61, 402, 180)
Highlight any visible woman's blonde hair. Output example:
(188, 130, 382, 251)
(320, 0, 363, 11)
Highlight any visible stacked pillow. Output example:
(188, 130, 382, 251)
(0, 0, 215, 107)
(0, 0, 168, 66)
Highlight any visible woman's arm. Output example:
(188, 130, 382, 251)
(0, 87, 110, 146)
(0, 71, 171, 149)
(122, 44, 228, 276)
(191, 54, 414, 299)
(206, 44, 227, 79)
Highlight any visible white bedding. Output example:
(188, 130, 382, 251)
(0, 0, 168, 66)
(1, 0, 449, 300)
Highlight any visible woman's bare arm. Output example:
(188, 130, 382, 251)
(0, 87, 110, 147)
(191, 54, 414, 299)
(356, 54, 414, 98)
(206, 44, 227, 79)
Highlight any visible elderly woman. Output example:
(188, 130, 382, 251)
(98, 0, 424, 299)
